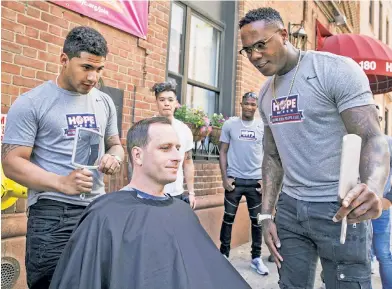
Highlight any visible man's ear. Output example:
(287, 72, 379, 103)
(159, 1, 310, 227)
(60, 53, 68, 67)
(132, 147, 143, 167)
(280, 28, 288, 43)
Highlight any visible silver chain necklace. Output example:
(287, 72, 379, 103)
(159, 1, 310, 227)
(271, 50, 303, 109)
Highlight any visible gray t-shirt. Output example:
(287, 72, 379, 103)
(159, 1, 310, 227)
(220, 117, 264, 180)
(259, 51, 374, 202)
(3, 81, 119, 207)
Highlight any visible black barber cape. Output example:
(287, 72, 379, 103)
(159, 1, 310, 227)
(49, 189, 251, 289)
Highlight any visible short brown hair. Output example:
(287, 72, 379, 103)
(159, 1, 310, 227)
(126, 117, 171, 165)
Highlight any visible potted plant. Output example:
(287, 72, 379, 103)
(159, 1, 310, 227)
(209, 113, 227, 145)
(174, 105, 211, 142)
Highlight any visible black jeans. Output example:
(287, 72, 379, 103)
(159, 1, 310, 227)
(25, 199, 86, 289)
(276, 193, 371, 289)
(219, 178, 262, 259)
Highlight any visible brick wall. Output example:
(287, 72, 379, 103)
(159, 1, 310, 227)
(1, 0, 170, 134)
(1, 0, 173, 213)
(193, 162, 224, 196)
(1, 0, 228, 214)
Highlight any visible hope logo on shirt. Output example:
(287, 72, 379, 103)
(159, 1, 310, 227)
(63, 113, 99, 137)
(238, 129, 257, 141)
(269, 94, 304, 125)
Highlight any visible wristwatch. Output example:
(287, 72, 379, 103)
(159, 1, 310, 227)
(257, 213, 274, 225)
(110, 154, 123, 164)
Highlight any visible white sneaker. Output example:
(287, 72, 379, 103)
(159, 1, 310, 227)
(250, 257, 269, 275)
(371, 260, 377, 274)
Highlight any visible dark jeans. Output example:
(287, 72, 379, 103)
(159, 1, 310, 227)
(220, 179, 262, 259)
(25, 199, 86, 289)
(276, 193, 372, 289)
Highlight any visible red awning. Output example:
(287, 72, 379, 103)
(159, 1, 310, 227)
(316, 20, 333, 50)
(318, 34, 392, 95)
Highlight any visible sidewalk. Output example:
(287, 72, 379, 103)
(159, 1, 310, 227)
(229, 242, 382, 289)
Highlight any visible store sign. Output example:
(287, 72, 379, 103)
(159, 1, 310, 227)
(52, 0, 148, 39)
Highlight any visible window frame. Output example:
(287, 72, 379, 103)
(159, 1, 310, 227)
(166, 1, 224, 113)
(379, 2, 383, 41)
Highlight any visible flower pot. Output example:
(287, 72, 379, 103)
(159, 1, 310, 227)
(209, 126, 222, 145)
(185, 122, 211, 142)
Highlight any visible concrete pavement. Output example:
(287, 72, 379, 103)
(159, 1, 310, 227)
(229, 242, 382, 289)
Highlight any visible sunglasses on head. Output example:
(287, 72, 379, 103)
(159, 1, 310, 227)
(243, 92, 258, 99)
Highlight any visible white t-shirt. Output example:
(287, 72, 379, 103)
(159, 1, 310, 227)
(164, 118, 194, 196)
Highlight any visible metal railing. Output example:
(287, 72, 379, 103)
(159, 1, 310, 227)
(193, 137, 220, 160)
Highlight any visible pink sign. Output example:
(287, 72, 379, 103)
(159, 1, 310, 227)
(52, 0, 148, 39)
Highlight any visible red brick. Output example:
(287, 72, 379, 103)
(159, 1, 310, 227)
(28, 1, 49, 12)
(1, 7, 16, 21)
(2, 95, 12, 106)
(50, 4, 65, 17)
(19, 87, 31, 94)
(2, 84, 19, 96)
(48, 44, 61, 55)
(104, 78, 118, 88)
(63, 10, 89, 25)
(1, 1, 25, 13)
(27, 6, 41, 18)
(21, 67, 35, 78)
(109, 46, 120, 56)
(36, 71, 56, 81)
(2, 18, 24, 34)
(113, 73, 131, 83)
(118, 82, 126, 90)
(15, 55, 45, 70)
(40, 32, 64, 46)
(1, 29, 14, 42)
(49, 25, 62, 37)
(119, 66, 127, 75)
(23, 47, 38, 59)
(38, 51, 58, 63)
(17, 14, 48, 32)
(46, 63, 59, 73)
(2, 63, 20, 74)
(135, 101, 151, 110)
(156, 18, 168, 29)
(25, 27, 39, 38)
(1, 40, 21, 54)
(105, 62, 119, 72)
(15, 35, 46, 51)
(2, 73, 12, 84)
(41, 12, 68, 29)
(13, 76, 41, 88)
(1, 106, 10, 114)
(119, 49, 128, 58)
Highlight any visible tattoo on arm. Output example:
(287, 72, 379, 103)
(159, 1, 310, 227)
(105, 135, 121, 149)
(1, 144, 22, 162)
(185, 149, 193, 160)
(262, 126, 284, 214)
(341, 105, 389, 196)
